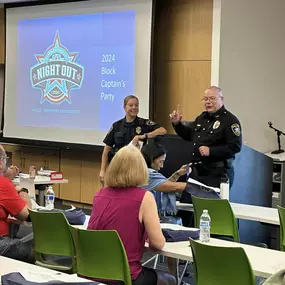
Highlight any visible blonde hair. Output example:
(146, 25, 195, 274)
(105, 145, 148, 187)
(123, 95, 139, 107)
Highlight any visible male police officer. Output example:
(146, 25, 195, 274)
(170, 86, 242, 188)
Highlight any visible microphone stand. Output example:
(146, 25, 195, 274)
(268, 122, 285, 154)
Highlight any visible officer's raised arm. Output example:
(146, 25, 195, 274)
(170, 105, 193, 141)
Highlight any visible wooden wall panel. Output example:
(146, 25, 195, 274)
(0, 8, 4, 64)
(153, 0, 213, 131)
(60, 149, 82, 202)
(80, 151, 101, 204)
(154, 0, 213, 61)
(155, 61, 211, 132)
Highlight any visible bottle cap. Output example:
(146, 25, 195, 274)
(221, 173, 229, 183)
(203, 209, 208, 214)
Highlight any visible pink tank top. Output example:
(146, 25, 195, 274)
(88, 186, 147, 280)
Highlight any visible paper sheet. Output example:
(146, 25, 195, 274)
(128, 140, 143, 150)
(187, 177, 220, 193)
(160, 223, 199, 232)
(19, 269, 87, 283)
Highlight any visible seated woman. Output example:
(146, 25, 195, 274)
(141, 141, 189, 215)
(88, 145, 176, 285)
(141, 142, 192, 278)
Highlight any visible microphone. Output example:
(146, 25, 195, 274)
(268, 121, 285, 154)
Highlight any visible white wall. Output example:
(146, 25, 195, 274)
(213, 0, 285, 153)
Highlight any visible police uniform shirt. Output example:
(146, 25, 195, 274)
(173, 105, 242, 163)
(103, 116, 161, 148)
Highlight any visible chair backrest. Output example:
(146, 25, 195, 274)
(277, 205, 285, 251)
(29, 210, 76, 260)
(70, 227, 132, 285)
(189, 238, 255, 285)
(192, 195, 239, 241)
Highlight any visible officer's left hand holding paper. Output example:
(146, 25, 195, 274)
(129, 139, 143, 150)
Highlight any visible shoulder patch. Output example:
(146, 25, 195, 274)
(231, 123, 241, 137)
(146, 120, 156, 126)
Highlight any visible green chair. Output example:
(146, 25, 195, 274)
(189, 238, 255, 285)
(192, 195, 239, 242)
(277, 205, 285, 251)
(70, 227, 132, 285)
(29, 210, 76, 273)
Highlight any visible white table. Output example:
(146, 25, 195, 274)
(147, 238, 285, 278)
(77, 216, 284, 278)
(13, 176, 69, 206)
(0, 256, 105, 284)
(176, 201, 280, 225)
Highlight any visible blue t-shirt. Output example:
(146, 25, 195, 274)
(142, 168, 177, 215)
(142, 168, 168, 194)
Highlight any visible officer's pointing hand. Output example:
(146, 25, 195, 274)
(169, 105, 182, 125)
(199, 146, 210, 157)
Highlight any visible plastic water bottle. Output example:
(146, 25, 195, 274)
(199, 210, 211, 243)
(220, 173, 230, 200)
(45, 185, 55, 210)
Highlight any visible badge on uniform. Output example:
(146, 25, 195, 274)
(136, 126, 142, 134)
(231, 123, 241, 136)
(213, 120, 220, 130)
(146, 120, 155, 126)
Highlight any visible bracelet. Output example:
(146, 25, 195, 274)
(172, 172, 180, 181)
(174, 172, 180, 178)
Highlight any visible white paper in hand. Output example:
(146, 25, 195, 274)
(187, 177, 220, 193)
(128, 140, 143, 150)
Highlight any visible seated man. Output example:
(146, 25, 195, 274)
(4, 165, 19, 180)
(0, 145, 34, 262)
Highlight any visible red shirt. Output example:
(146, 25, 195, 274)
(0, 176, 26, 236)
(88, 187, 147, 280)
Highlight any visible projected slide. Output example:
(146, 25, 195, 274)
(17, 10, 135, 131)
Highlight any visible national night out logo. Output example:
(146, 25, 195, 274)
(30, 31, 84, 104)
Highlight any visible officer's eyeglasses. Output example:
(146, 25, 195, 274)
(202, 96, 222, 102)
(0, 156, 9, 162)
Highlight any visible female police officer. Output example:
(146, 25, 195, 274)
(99, 95, 167, 184)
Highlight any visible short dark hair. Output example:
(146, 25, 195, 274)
(141, 142, 167, 168)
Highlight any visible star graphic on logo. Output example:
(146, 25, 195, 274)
(31, 31, 83, 104)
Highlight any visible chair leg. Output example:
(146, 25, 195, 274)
(142, 254, 159, 268)
(177, 261, 189, 285)
(153, 254, 159, 269)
